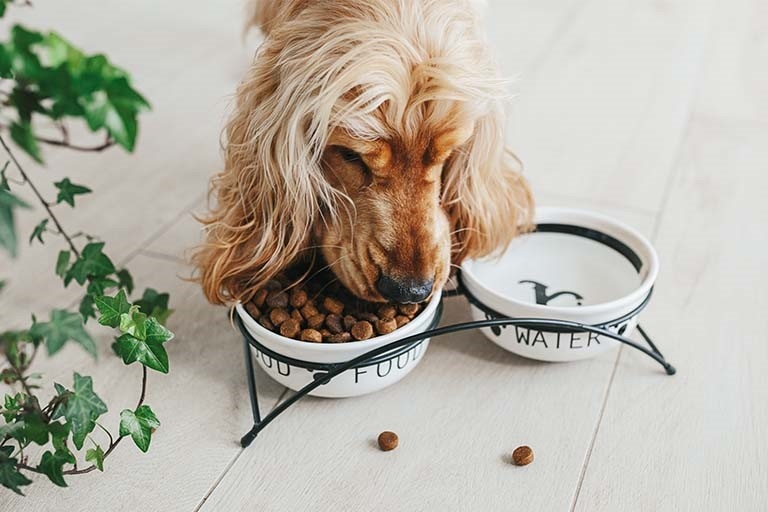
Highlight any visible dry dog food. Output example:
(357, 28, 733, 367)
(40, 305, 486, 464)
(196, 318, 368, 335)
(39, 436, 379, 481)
(244, 268, 425, 344)
(511, 445, 534, 466)
(377, 431, 399, 451)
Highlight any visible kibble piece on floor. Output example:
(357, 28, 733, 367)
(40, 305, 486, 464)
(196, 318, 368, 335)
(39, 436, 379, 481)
(378, 305, 397, 321)
(289, 288, 308, 308)
(511, 446, 534, 466)
(306, 313, 326, 330)
(351, 321, 374, 341)
(398, 303, 420, 317)
(253, 288, 269, 308)
(395, 315, 410, 328)
(327, 332, 352, 343)
(376, 318, 398, 335)
(266, 290, 289, 309)
(300, 329, 323, 343)
(377, 431, 399, 451)
(323, 296, 345, 315)
(244, 302, 261, 320)
(269, 308, 290, 326)
(280, 318, 301, 338)
(325, 314, 344, 334)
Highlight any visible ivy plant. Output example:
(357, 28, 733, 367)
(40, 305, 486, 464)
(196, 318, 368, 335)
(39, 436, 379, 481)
(0, 1, 174, 494)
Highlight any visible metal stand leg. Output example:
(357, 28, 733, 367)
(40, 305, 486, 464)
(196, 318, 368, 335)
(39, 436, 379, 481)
(636, 324, 676, 375)
(240, 334, 262, 447)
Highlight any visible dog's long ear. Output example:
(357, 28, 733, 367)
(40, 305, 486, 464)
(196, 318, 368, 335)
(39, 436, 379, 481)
(193, 40, 333, 305)
(441, 105, 534, 265)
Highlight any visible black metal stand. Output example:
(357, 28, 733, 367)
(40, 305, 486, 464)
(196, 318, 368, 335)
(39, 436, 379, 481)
(237, 278, 676, 448)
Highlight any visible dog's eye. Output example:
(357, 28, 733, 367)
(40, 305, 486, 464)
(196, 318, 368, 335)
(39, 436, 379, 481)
(338, 147, 362, 163)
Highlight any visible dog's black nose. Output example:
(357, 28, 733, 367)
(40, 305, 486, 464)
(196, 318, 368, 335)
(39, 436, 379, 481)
(376, 275, 434, 303)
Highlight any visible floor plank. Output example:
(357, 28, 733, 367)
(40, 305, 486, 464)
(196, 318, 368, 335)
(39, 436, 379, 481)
(573, 0, 768, 504)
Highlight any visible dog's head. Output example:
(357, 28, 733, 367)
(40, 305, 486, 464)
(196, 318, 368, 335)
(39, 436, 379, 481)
(194, 1, 534, 304)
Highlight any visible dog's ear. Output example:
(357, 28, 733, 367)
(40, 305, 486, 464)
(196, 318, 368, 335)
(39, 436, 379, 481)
(441, 106, 534, 265)
(193, 41, 332, 305)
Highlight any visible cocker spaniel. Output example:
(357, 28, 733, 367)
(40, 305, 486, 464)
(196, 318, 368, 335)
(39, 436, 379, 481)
(194, 0, 534, 305)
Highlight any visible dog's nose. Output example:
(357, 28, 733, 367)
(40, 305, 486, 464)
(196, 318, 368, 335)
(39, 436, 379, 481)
(376, 275, 434, 304)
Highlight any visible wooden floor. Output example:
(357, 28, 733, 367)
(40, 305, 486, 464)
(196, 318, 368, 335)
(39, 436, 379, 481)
(2, 0, 766, 510)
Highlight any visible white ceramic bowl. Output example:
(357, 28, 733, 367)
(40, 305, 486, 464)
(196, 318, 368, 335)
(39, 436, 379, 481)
(234, 291, 442, 397)
(461, 207, 659, 362)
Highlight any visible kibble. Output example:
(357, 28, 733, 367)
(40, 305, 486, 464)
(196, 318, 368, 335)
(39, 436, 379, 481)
(300, 329, 323, 343)
(244, 302, 261, 320)
(269, 308, 290, 326)
(377, 431, 399, 451)
(395, 315, 410, 328)
(244, 269, 425, 344)
(253, 289, 269, 308)
(306, 313, 326, 330)
(279, 318, 301, 338)
(376, 318, 398, 335)
(323, 297, 345, 315)
(325, 314, 344, 334)
(511, 446, 534, 466)
(266, 290, 289, 309)
(351, 321, 374, 341)
(290, 288, 308, 308)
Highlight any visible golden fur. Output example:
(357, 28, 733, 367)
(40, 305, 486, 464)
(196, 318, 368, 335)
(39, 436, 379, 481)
(193, 0, 534, 304)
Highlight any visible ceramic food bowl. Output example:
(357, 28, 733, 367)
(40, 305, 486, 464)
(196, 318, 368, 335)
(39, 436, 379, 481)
(461, 207, 659, 362)
(235, 291, 442, 398)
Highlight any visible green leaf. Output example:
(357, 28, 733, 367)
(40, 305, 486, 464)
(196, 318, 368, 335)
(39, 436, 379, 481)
(95, 289, 131, 328)
(55, 250, 71, 278)
(37, 450, 74, 487)
(119, 405, 160, 453)
(51, 373, 107, 450)
(85, 443, 105, 471)
(0, 186, 30, 258)
(48, 421, 70, 455)
(64, 242, 116, 286)
(30, 309, 97, 357)
(116, 268, 134, 294)
(29, 218, 48, 245)
(114, 317, 172, 374)
(9, 121, 42, 163)
(0, 446, 33, 495)
(119, 306, 147, 340)
(54, 178, 91, 207)
(79, 294, 96, 323)
(135, 288, 173, 325)
(21, 408, 49, 445)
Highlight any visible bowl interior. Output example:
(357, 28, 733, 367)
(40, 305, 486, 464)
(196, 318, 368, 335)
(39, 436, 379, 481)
(461, 207, 658, 315)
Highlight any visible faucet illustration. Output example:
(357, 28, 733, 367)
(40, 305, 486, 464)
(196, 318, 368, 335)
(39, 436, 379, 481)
(518, 280, 583, 306)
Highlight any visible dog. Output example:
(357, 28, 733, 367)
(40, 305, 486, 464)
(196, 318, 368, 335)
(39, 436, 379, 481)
(194, 0, 533, 305)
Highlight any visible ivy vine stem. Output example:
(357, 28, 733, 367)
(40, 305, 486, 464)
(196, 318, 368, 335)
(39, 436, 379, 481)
(0, 134, 81, 258)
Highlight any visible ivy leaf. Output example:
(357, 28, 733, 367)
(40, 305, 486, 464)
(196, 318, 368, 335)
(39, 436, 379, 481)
(85, 443, 105, 471)
(9, 121, 42, 163)
(116, 268, 134, 294)
(79, 294, 96, 323)
(51, 373, 108, 450)
(64, 242, 116, 286)
(29, 309, 97, 357)
(114, 317, 172, 374)
(119, 306, 147, 340)
(48, 421, 70, 455)
(29, 218, 48, 245)
(119, 405, 160, 453)
(54, 178, 91, 207)
(135, 288, 173, 325)
(94, 289, 130, 328)
(0, 186, 30, 258)
(0, 446, 33, 495)
(21, 408, 49, 445)
(37, 450, 74, 487)
(55, 250, 70, 278)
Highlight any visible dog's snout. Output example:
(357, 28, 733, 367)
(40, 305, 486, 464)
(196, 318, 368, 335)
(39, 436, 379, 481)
(376, 275, 434, 304)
